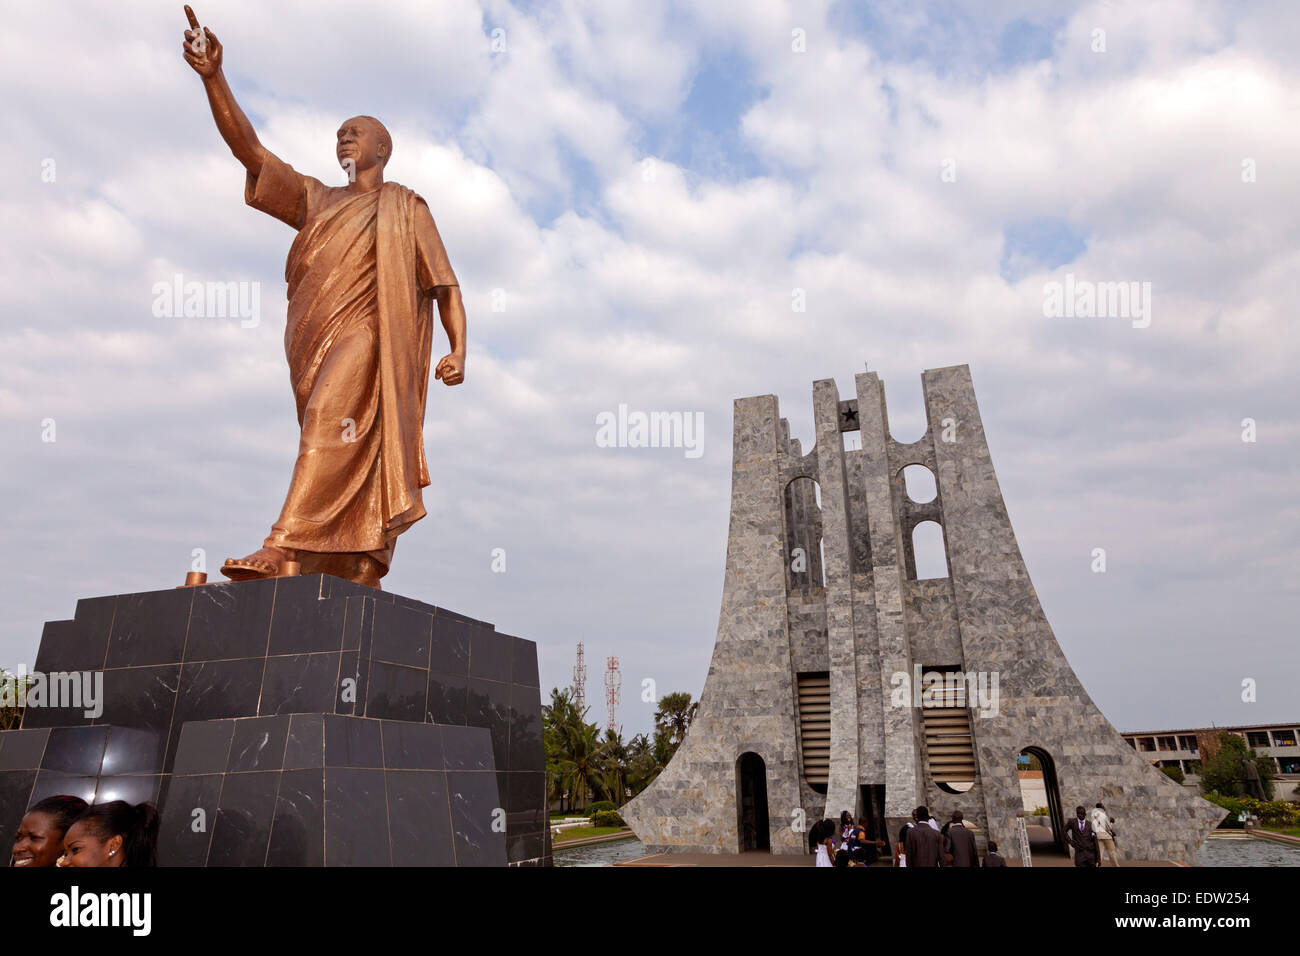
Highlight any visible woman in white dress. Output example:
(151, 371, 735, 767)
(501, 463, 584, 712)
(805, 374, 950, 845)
(814, 819, 834, 867)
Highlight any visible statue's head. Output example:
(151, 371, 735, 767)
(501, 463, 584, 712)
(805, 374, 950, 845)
(336, 115, 392, 175)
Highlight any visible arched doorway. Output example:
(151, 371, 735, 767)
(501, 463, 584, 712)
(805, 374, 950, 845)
(736, 752, 771, 852)
(1019, 746, 1067, 856)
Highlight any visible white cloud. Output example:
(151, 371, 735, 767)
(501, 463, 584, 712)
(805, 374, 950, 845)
(0, 0, 1295, 738)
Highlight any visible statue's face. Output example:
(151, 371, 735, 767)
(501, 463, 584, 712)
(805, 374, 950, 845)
(337, 117, 387, 174)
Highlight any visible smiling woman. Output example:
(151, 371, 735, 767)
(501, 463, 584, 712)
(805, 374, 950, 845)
(10, 795, 87, 868)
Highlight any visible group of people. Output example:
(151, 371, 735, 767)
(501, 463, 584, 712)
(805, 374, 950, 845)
(810, 801, 1121, 868)
(810, 806, 1011, 867)
(809, 813, 889, 866)
(1065, 803, 1120, 867)
(10, 796, 160, 868)
(894, 806, 1006, 867)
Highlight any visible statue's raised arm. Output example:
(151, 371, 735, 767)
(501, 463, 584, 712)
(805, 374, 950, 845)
(182, 5, 266, 174)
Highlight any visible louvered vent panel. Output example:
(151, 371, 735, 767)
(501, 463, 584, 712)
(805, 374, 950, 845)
(923, 692, 977, 783)
(796, 673, 831, 785)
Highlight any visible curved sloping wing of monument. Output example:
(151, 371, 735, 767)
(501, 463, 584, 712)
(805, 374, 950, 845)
(623, 364, 1225, 864)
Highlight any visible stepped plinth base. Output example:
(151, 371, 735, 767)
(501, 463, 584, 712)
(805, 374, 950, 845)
(0, 574, 548, 866)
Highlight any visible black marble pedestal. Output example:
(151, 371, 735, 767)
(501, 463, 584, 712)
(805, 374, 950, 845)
(0, 575, 549, 866)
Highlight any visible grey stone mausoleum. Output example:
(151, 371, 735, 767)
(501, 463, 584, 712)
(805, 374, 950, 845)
(623, 364, 1225, 863)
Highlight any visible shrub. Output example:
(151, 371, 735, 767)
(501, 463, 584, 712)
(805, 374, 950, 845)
(588, 800, 617, 815)
(1203, 792, 1300, 829)
(1161, 765, 1185, 785)
(1031, 806, 1050, 816)
(591, 810, 625, 827)
(1200, 733, 1276, 800)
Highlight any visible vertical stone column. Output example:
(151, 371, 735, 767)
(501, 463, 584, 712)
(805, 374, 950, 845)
(923, 363, 1224, 863)
(855, 372, 922, 826)
(622, 395, 806, 853)
(813, 380, 860, 820)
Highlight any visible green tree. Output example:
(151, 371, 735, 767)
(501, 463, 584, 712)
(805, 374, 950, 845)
(555, 719, 605, 812)
(597, 727, 630, 804)
(0, 669, 29, 731)
(543, 687, 608, 813)
(652, 727, 676, 767)
(542, 688, 704, 810)
(543, 688, 583, 812)
(627, 732, 651, 760)
(624, 732, 661, 798)
(1200, 732, 1275, 800)
(653, 691, 698, 747)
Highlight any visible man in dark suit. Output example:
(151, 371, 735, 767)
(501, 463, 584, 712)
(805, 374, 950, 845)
(904, 807, 943, 867)
(982, 840, 1007, 867)
(1065, 805, 1097, 867)
(895, 808, 917, 866)
(943, 810, 979, 867)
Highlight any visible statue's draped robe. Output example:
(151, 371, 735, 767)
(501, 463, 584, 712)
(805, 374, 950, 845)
(245, 154, 457, 579)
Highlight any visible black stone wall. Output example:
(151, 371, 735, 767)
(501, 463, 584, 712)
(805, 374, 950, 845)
(0, 574, 549, 866)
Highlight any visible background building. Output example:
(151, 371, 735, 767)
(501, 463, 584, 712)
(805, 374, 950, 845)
(1121, 723, 1300, 795)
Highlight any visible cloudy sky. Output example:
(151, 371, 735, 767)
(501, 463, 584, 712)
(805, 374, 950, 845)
(1, 0, 1296, 741)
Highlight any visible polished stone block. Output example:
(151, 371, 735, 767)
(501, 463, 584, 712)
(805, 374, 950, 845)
(0, 728, 50, 770)
(267, 768, 324, 866)
(158, 716, 504, 867)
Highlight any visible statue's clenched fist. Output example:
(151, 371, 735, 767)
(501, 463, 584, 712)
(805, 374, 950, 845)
(435, 352, 465, 387)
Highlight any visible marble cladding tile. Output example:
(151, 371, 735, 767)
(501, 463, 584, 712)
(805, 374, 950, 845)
(266, 768, 325, 866)
(41, 726, 107, 774)
(105, 588, 194, 667)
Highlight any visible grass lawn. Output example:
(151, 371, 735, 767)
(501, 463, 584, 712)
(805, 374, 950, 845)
(1261, 826, 1300, 838)
(552, 826, 629, 844)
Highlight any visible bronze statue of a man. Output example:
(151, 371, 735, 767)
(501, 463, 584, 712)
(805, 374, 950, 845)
(182, 7, 466, 588)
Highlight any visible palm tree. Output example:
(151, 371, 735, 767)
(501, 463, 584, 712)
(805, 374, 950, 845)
(654, 691, 698, 747)
(651, 727, 676, 768)
(544, 686, 610, 812)
(543, 687, 583, 812)
(598, 727, 630, 804)
(543, 688, 702, 809)
(554, 718, 606, 812)
(624, 730, 672, 797)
